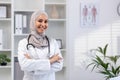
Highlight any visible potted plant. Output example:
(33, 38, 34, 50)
(0, 53, 11, 66)
(87, 44, 120, 80)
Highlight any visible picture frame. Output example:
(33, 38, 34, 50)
(56, 39, 62, 49)
(80, 3, 99, 27)
(0, 6, 7, 18)
(117, 2, 120, 16)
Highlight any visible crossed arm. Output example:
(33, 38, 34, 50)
(24, 53, 62, 64)
(18, 39, 63, 74)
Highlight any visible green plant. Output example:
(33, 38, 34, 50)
(87, 44, 120, 80)
(0, 53, 11, 65)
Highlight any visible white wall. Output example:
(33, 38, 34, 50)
(66, 0, 120, 80)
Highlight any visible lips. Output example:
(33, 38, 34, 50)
(37, 26, 47, 29)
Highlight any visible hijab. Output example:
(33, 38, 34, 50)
(28, 10, 49, 48)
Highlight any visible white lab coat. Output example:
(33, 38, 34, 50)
(18, 38, 63, 80)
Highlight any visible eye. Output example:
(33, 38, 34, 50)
(38, 19, 43, 22)
(44, 20, 48, 23)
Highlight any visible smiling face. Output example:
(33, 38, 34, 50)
(35, 13, 48, 34)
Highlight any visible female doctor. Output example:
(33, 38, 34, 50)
(18, 10, 63, 80)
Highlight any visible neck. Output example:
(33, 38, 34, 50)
(31, 31, 45, 38)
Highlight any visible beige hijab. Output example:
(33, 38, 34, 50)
(28, 10, 49, 48)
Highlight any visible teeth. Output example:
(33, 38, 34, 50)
(37, 26, 46, 29)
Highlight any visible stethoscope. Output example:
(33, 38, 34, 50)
(26, 34, 50, 57)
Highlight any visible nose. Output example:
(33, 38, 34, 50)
(41, 22, 47, 29)
(41, 21, 46, 26)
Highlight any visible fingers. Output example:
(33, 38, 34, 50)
(24, 53, 31, 59)
(49, 53, 62, 64)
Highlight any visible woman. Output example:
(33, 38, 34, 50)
(18, 10, 63, 80)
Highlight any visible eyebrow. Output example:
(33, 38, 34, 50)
(38, 19, 48, 21)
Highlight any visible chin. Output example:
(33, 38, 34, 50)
(38, 31, 44, 34)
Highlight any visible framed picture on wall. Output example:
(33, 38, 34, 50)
(80, 3, 99, 27)
(56, 39, 62, 49)
(0, 6, 7, 18)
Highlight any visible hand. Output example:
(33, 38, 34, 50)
(49, 54, 62, 64)
(24, 53, 31, 59)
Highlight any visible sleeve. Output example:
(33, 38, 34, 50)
(18, 39, 51, 72)
(50, 39, 63, 72)
(34, 39, 63, 75)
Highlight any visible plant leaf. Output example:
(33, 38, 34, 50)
(103, 44, 108, 57)
(96, 47, 103, 54)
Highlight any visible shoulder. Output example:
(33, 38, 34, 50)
(48, 37, 57, 44)
(18, 38, 28, 47)
(19, 38, 27, 44)
(18, 38, 28, 52)
(48, 38, 59, 48)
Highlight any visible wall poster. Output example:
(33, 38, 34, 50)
(80, 3, 99, 27)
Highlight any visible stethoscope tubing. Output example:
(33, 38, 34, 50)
(26, 34, 50, 53)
